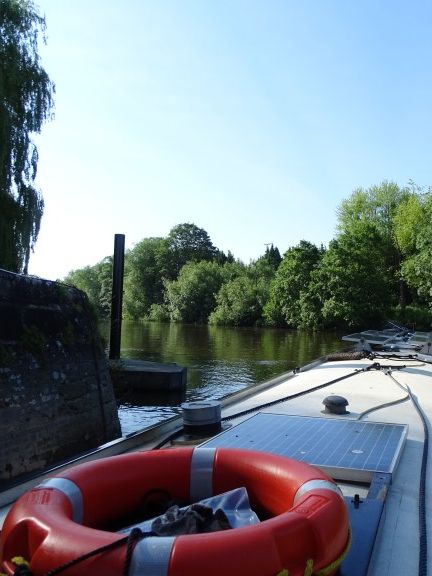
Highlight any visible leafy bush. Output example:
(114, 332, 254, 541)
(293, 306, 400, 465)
(389, 306, 432, 331)
(209, 272, 270, 326)
(148, 304, 170, 322)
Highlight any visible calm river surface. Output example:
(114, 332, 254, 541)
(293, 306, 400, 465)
(109, 322, 347, 435)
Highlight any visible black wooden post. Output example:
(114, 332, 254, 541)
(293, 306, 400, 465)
(109, 234, 125, 360)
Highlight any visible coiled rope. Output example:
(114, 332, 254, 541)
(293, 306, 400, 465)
(8, 528, 151, 576)
(221, 362, 405, 422)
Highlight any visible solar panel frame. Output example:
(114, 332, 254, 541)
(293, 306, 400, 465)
(200, 413, 408, 482)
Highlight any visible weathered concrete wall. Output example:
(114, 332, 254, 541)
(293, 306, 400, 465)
(0, 270, 121, 484)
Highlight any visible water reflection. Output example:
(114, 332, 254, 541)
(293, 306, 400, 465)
(109, 322, 345, 435)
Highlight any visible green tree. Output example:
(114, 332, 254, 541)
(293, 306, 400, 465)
(0, 0, 55, 273)
(337, 181, 409, 234)
(303, 222, 392, 329)
(209, 274, 269, 326)
(263, 241, 323, 327)
(393, 191, 428, 258)
(65, 257, 112, 318)
(259, 244, 282, 271)
(223, 249, 236, 264)
(123, 237, 169, 319)
(337, 181, 411, 307)
(165, 223, 219, 278)
(209, 259, 274, 326)
(148, 262, 242, 322)
(395, 192, 432, 307)
(164, 260, 225, 323)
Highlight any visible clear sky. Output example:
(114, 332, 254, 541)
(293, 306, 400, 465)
(27, 0, 432, 280)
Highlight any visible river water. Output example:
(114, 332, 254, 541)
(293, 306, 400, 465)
(109, 322, 346, 435)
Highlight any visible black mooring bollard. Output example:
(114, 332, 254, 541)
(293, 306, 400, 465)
(109, 234, 125, 360)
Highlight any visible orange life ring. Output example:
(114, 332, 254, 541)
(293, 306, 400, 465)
(0, 447, 350, 576)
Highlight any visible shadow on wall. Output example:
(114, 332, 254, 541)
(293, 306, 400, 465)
(0, 269, 121, 484)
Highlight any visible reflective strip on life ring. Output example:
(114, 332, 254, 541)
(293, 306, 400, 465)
(128, 536, 175, 576)
(189, 447, 216, 501)
(293, 479, 343, 505)
(0, 446, 350, 576)
(38, 478, 83, 524)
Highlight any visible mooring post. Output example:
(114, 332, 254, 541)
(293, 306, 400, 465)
(109, 234, 125, 360)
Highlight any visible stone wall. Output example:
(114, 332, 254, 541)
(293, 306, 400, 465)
(0, 270, 121, 484)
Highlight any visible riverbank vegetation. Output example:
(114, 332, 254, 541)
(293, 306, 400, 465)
(64, 181, 432, 331)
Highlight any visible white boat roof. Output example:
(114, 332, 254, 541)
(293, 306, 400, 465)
(217, 353, 432, 576)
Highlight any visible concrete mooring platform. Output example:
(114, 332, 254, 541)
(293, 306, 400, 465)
(109, 358, 187, 397)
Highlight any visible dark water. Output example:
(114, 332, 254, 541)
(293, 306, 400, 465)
(110, 322, 346, 435)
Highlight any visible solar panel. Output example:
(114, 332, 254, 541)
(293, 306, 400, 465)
(200, 413, 407, 482)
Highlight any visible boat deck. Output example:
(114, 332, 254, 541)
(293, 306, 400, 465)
(218, 355, 432, 575)
(1, 352, 431, 575)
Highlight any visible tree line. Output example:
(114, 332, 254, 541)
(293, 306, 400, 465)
(65, 181, 432, 331)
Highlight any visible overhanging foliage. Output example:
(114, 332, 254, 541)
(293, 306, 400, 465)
(0, 0, 55, 273)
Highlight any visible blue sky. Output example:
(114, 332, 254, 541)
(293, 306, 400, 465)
(28, 0, 432, 280)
